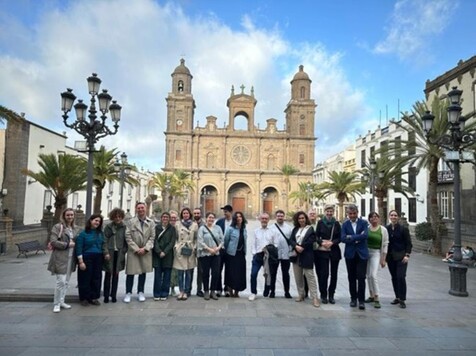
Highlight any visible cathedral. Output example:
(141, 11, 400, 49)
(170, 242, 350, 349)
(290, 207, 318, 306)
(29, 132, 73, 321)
(164, 59, 316, 217)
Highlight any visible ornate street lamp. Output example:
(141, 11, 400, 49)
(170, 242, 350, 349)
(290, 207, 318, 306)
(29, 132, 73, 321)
(422, 86, 476, 297)
(369, 158, 377, 212)
(260, 190, 268, 214)
(114, 152, 131, 209)
(61, 73, 122, 217)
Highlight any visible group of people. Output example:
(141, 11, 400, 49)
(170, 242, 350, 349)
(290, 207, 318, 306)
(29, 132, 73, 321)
(47, 201, 412, 313)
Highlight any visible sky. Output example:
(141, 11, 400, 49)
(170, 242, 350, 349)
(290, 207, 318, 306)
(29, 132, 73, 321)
(1, 0, 475, 172)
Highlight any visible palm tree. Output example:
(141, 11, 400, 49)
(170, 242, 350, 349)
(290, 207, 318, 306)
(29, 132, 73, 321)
(382, 97, 450, 255)
(362, 157, 414, 225)
(172, 169, 195, 208)
(148, 172, 173, 212)
(22, 153, 87, 222)
(280, 164, 300, 212)
(289, 182, 321, 211)
(0, 105, 23, 124)
(90, 146, 139, 214)
(318, 171, 366, 221)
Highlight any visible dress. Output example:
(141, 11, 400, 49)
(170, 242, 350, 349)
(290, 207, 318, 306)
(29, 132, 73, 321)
(224, 226, 247, 292)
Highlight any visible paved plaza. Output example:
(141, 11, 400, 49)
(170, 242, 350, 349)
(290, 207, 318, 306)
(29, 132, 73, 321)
(0, 219, 475, 355)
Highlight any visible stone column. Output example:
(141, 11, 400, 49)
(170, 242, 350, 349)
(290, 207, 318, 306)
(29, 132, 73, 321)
(0, 215, 14, 253)
(75, 206, 86, 229)
(41, 206, 54, 241)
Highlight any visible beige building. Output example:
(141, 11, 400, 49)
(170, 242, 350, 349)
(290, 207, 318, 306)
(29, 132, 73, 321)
(424, 55, 476, 248)
(164, 59, 316, 217)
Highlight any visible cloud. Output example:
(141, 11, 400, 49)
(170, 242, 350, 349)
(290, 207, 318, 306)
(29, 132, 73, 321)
(0, 0, 369, 170)
(373, 0, 458, 62)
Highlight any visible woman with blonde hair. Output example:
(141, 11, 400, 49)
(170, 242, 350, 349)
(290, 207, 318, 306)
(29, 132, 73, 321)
(47, 208, 81, 313)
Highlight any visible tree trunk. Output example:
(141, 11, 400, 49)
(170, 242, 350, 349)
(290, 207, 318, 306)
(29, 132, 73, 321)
(94, 186, 102, 215)
(428, 159, 442, 256)
(338, 200, 345, 222)
(54, 195, 67, 223)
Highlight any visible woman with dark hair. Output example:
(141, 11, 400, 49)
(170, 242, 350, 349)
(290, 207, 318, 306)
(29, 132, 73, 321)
(47, 208, 81, 313)
(386, 210, 412, 309)
(173, 207, 198, 300)
(103, 208, 127, 303)
(365, 211, 388, 309)
(197, 212, 224, 300)
(224, 211, 247, 297)
(75, 214, 109, 306)
(153, 212, 177, 301)
(315, 204, 342, 304)
(290, 211, 320, 308)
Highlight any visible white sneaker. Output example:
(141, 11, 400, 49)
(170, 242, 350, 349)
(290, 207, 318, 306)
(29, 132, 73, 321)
(123, 293, 131, 303)
(138, 292, 146, 302)
(153, 297, 161, 301)
(248, 293, 256, 301)
(60, 302, 71, 309)
(53, 304, 61, 313)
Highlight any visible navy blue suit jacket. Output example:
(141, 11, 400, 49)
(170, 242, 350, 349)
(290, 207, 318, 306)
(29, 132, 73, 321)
(340, 218, 369, 260)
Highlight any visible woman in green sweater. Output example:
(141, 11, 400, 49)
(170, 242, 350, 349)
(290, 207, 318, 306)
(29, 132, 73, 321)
(365, 212, 389, 308)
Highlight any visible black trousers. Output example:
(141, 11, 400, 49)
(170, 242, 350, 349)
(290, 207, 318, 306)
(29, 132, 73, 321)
(126, 273, 146, 294)
(103, 251, 119, 300)
(345, 255, 367, 303)
(279, 259, 291, 293)
(388, 258, 408, 301)
(199, 255, 221, 291)
(78, 253, 103, 302)
(316, 255, 340, 299)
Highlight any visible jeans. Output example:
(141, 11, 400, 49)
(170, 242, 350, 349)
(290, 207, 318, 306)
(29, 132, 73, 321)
(177, 269, 192, 294)
(154, 265, 172, 298)
(126, 273, 146, 294)
(345, 255, 368, 303)
(250, 253, 264, 294)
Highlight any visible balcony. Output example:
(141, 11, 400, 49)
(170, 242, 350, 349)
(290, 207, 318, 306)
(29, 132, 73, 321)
(438, 170, 454, 183)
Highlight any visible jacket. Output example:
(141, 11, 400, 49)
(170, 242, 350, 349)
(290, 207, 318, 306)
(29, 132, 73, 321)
(289, 225, 316, 269)
(385, 223, 412, 262)
(224, 225, 247, 256)
(103, 221, 127, 272)
(341, 218, 369, 260)
(173, 221, 198, 270)
(47, 223, 80, 275)
(125, 216, 156, 275)
(153, 223, 177, 268)
(197, 224, 224, 258)
(315, 219, 342, 260)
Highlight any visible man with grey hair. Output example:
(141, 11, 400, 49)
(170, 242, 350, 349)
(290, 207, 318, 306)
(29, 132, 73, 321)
(341, 204, 369, 310)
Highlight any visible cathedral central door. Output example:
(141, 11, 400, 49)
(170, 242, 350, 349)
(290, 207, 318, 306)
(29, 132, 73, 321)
(232, 197, 245, 213)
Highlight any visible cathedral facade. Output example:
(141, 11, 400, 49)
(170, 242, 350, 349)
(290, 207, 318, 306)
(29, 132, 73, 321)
(164, 59, 316, 217)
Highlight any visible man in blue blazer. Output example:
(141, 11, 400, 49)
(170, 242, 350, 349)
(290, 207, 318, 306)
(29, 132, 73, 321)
(341, 204, 369, 310)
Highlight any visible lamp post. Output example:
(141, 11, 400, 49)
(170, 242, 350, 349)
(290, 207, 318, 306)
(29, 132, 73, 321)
(114, 152, 131, 209)
(61, 73, 122, 218)
(165, 177, 171, 211)
(201, 188, 209, 211)
(422, 86, 475, 297)
(369, 158, 377, 212)
(260, 191, 267, 214)
(306, 182, 312, 211)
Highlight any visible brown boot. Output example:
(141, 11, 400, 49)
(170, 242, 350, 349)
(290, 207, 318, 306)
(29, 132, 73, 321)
(313, 298, 321, 308)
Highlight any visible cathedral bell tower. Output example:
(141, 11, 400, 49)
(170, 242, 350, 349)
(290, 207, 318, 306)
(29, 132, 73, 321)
(164, 59, 195, 170)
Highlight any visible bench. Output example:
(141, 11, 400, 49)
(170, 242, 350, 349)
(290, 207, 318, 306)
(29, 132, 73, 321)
(15, 240, 46, 258)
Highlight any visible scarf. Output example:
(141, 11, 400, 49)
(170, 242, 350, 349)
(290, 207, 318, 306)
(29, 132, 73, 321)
(181, 219, 193, 229)
(321, 216, 336, 228)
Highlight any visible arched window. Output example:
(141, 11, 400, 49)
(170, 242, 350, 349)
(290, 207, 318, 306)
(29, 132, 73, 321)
(299, 123, 305, 135)
(178, 80, 184, 92)
(300, 86, 306, 98)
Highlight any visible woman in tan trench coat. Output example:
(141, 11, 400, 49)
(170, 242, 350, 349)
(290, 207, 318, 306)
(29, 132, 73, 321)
(173, 207, 198, 300)
(123, 202, 155, 303)
(47, 208, 81, 313)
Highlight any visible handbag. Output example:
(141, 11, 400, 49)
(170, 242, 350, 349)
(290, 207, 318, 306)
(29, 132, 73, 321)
(181, 245, 193, 256)
(317, 223, 335, 252)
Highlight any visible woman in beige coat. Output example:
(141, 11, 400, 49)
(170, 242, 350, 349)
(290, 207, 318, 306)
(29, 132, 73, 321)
(124, 202, 156, 303)
(47, 208, 81, 313)
(173, 207, 198, 300)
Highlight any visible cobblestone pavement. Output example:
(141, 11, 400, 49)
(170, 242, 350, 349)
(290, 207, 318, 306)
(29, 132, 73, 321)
(0, 219, 475, 355)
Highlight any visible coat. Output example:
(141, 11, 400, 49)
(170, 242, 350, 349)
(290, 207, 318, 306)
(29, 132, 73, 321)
(153, 223, 177, 268)
(103, 221, 127, 272)
(315, 219, 342, 260)
(341, 218, 369, 260)
(289, 225, 316, 269)
(125, 217, 156, 275)
(385, 223, 412, 262)
(173, 221, 198, 270)
(47, 223, 81, 275)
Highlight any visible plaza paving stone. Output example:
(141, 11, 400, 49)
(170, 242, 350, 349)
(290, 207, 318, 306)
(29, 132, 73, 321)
(0, 219, 475, 355)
